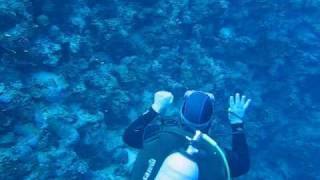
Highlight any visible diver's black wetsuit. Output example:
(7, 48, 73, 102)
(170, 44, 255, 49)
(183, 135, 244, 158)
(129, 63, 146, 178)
(123, 108, 250, 178)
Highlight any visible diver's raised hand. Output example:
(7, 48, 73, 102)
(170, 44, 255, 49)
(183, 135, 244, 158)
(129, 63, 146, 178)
(152, 91, 174, 114)
(228, 93, 251, 124)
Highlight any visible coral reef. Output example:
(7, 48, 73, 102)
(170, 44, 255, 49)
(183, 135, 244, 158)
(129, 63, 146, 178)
(0, 0, 319, 179)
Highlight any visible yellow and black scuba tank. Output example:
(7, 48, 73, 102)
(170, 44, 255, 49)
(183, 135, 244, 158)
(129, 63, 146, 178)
(130, 127, 230, 180)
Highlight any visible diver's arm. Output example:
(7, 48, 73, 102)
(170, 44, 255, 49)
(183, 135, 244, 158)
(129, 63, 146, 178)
(224, 123, 250, 177)
(123, 107, 158, 149)
(123, 91, 174, 149)
(226, 93, 251, 177)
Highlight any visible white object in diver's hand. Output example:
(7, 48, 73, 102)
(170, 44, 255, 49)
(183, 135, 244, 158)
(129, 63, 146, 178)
(151, 91, 174, 114)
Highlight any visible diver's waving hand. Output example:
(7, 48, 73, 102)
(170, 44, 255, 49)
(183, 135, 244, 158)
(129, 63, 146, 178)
(228, 93, 251, 124)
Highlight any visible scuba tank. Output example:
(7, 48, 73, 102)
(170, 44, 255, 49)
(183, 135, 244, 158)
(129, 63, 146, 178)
(154, 130, 231, 180)
(154, 131, 202, 180)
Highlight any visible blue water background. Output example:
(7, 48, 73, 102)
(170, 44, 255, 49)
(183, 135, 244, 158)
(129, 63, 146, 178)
(0, 0, 319, 179)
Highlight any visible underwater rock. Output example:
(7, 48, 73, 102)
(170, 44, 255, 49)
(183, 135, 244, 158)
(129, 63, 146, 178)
(0, 144, 35, 179)
(219, 27, 235, 40)
(0, 9, 19, 31)
(34, 104, 80, 148)
(84, 69, 118, 91)
(36, 15, 50, 27)
(0, 83, 15, 104)
(30, 72, 69, 101)
(47, 118, 80, 148)
(43, 148, 91, 178)
(31, 40, 62, 66)
(112, 148, 129, 165)
(71, 105, 104, 129)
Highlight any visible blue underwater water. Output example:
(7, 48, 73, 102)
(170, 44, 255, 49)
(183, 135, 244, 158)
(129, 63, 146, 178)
(0, 0, 320, 179)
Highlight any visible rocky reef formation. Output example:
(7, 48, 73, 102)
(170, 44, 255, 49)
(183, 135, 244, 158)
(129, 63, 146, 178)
(0, 0, 319, 179)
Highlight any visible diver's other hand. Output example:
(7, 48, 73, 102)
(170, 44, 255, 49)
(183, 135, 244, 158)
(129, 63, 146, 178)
(151, 91, 174, 114)
(228, 93, 251, 124)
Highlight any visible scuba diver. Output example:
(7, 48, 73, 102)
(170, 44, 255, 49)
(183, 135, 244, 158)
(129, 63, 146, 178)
(123, 90, 251, 180)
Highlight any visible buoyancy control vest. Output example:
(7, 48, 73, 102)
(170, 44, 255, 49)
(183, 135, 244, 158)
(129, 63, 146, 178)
(130, 126, 230, 180)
